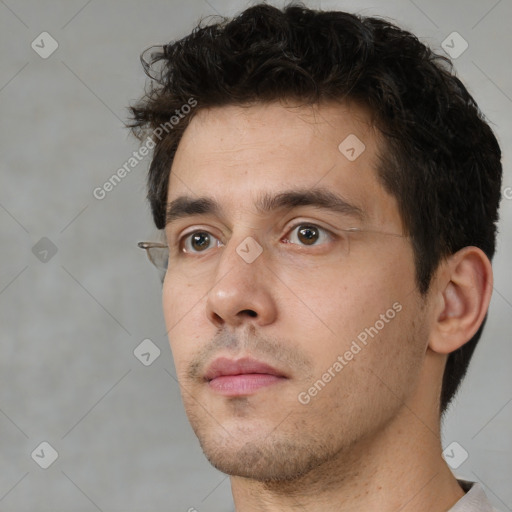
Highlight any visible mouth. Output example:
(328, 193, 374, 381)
(203, 357, 288, 396)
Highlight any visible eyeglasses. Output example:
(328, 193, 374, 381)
(138, 241, 169, 272)
(138, 227, 407, 276)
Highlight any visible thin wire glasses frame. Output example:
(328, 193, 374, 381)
(138, 227, 408, 274)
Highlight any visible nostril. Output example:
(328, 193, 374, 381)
(241, 309, 257, 317)
(212, 312, 223, 324)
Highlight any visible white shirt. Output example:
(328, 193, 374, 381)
(448, 479, 502, 511)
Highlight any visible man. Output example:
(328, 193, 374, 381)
(131, 3, 503, 511)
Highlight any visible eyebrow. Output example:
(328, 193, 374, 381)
(165, 187, 365, 226)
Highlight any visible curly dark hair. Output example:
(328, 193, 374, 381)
(128, 3, 502, 416)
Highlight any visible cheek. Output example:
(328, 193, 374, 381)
(162, 275, 205, 376)
(299, 287, 425, 424)
(283, 253, 412, 332)
(284, 245, 417, 371)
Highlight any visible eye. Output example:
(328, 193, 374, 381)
(283, 223, 332, 247)
(180, 230, 223, 254)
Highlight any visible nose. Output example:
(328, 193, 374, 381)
(205, 236, 278, 329)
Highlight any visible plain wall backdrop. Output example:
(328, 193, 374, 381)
(0, 0, 511, 510)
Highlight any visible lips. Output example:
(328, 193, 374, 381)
(203, 357, 288, 396)
(204, 357, 286, 380)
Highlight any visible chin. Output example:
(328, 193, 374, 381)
(196, 430, 334, 482)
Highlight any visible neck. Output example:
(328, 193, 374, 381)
(230, 396, 464, 511)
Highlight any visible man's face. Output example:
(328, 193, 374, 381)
(162, 101, 430, 481)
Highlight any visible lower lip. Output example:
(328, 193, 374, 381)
(208, 374, 286, 396)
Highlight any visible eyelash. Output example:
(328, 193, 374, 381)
(177, 222, 335, 254)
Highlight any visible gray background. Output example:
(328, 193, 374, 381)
(0, 0, 510, 511)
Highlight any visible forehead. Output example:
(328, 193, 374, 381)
(168, 101, 402, 231)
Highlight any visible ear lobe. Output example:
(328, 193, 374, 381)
(429, 247, 493, 355)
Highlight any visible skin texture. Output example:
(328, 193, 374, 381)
(161, 101, 493, 511)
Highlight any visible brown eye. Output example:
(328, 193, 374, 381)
(182, 231, 221, 253)
(286, 223, 331, 247)
(297, 225, 319, 245)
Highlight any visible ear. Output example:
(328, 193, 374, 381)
(428, 246, 493, 354)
